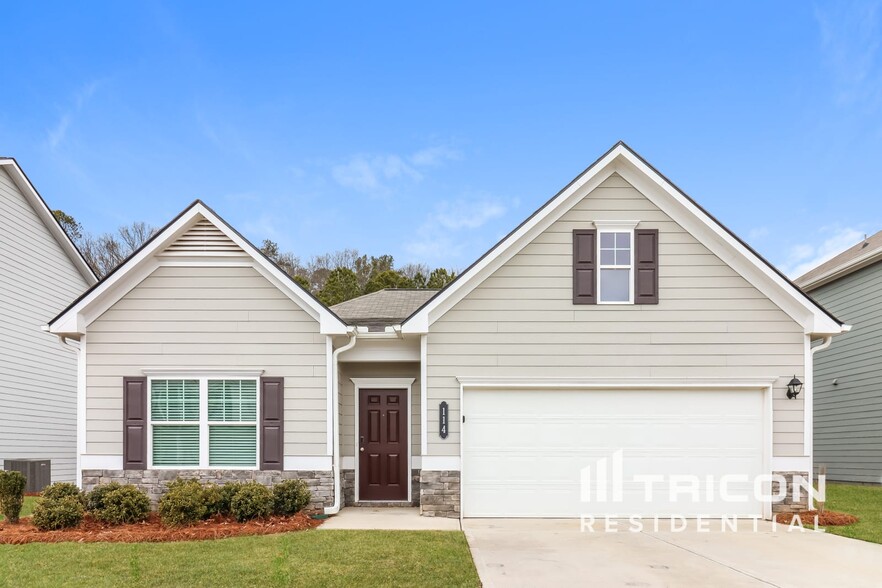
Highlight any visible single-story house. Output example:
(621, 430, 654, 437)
(796, 230, 882, 485)
(0, 158, 97, 486)
(47, 142, 847, 518)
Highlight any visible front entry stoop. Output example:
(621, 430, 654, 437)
(351, 501, 414, 508)
(319, 507, 461, 531)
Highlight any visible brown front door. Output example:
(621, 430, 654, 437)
(359, 388, 408, 501)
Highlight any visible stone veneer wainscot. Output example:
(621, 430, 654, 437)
(82, 469, 334, 512)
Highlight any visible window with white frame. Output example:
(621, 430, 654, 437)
(149, 378, 258, 468)
(598, 229, 633, 303)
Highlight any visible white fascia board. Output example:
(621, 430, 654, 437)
(612, 155, 844, 336)
(403, 143, 844, 336)
(401, 152, 622, 334)
(49, 208, 199, 335)
(193, 205, 347, 335)
(0, 159, 97, 285)
(49, 202, 348, 336)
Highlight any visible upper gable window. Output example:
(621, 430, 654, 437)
(599, 231, 632, 303)
(573, 221, 658, 306)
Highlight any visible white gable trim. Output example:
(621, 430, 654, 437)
(48, 201, 348, 336)
(0, 158, 97, 284)
(401, 143, 844, 336)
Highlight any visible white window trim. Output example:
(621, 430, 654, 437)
(594, 220, 639, 305)
(147, 375, 261, 470)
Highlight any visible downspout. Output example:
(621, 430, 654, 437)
(325, 329, 358, 515)
(53, 333, 84, 488)
(811, 336, 834, 356)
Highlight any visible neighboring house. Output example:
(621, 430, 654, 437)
(0, 158, 97, 485)
(47, 142, 846, 518)
(796, 231, 882, 485)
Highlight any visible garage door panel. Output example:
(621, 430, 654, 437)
(462, 389, 765, 518)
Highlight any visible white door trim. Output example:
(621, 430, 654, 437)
(351, 377, 415, 503)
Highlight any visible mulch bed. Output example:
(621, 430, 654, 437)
(0, 512, 323, 544)
(774, 510, 858, 526)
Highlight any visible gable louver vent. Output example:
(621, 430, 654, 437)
(159, 219, 246, 256)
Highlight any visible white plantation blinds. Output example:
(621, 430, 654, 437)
(208, 380, 257, 421)
(151, 380, 199, 421)
(152, 425, 200, 466)
(150, 380, 200, 466)
(209, 425, 257, 467)
(149, 378, 259, 468)
(207, 380, 258, 467)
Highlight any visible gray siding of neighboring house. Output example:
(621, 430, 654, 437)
(426, 173, 806, 458)
(810, 261, 882, 484)
(0, 167, 90, 483)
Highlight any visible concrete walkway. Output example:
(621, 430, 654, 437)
(464, 518, 882, 587)
(318, 507, 461, 531)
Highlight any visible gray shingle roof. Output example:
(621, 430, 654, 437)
(331, 289, 440, 326)
(796, 229, 882, 290)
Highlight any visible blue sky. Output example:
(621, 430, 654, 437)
(1, 2, 881, 277)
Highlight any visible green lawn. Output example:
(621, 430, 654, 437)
(0, 496, 37, 522)
(0, 529, 479, 588)
(822, 483, 882, 544)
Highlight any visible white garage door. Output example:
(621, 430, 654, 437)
(462, 388, 766, 518)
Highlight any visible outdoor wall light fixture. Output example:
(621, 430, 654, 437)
(786, 376, 803, 399)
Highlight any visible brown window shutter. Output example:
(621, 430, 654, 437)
(260, 377, 284, 470)
(123, 377, 148, 469)
(635, 228, 659, 304)
(573, 229, 597, 304)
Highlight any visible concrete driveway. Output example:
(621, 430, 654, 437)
(463, 518, 882, 587)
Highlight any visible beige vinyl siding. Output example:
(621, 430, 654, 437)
(0, 167, 90, 483)
(427, 173, 805, 457)
(338, 362, 421, 460)
(85, 265, 328, 458)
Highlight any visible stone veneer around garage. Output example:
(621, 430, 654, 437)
(771, 471, 811, 514)
(81, 469, 334, 512)
(419, 470, 460, 518)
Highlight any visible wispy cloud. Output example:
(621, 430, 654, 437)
(331, 145, 462, 196)
(332, 154, 422, 194)
(410, 146, 462, 167)
(404, 192, 509, 265)
(780, 225, 865, 278)
(46, 80, 101, 151)
(814, 1, 882, 108)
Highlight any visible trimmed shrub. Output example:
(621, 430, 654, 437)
(272, 479, 311, 516)
(32, 496, 84, 531)
(91, 485, 151, 525)
(230, 482, 273, 522)
(86, 481, 122, 513)
(202, 484, 224, 517)
(218, 482, 244, 516)
(41, 482, 85, 505)
(158, 479, 207, 527)
(0, 470, 27, 523)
